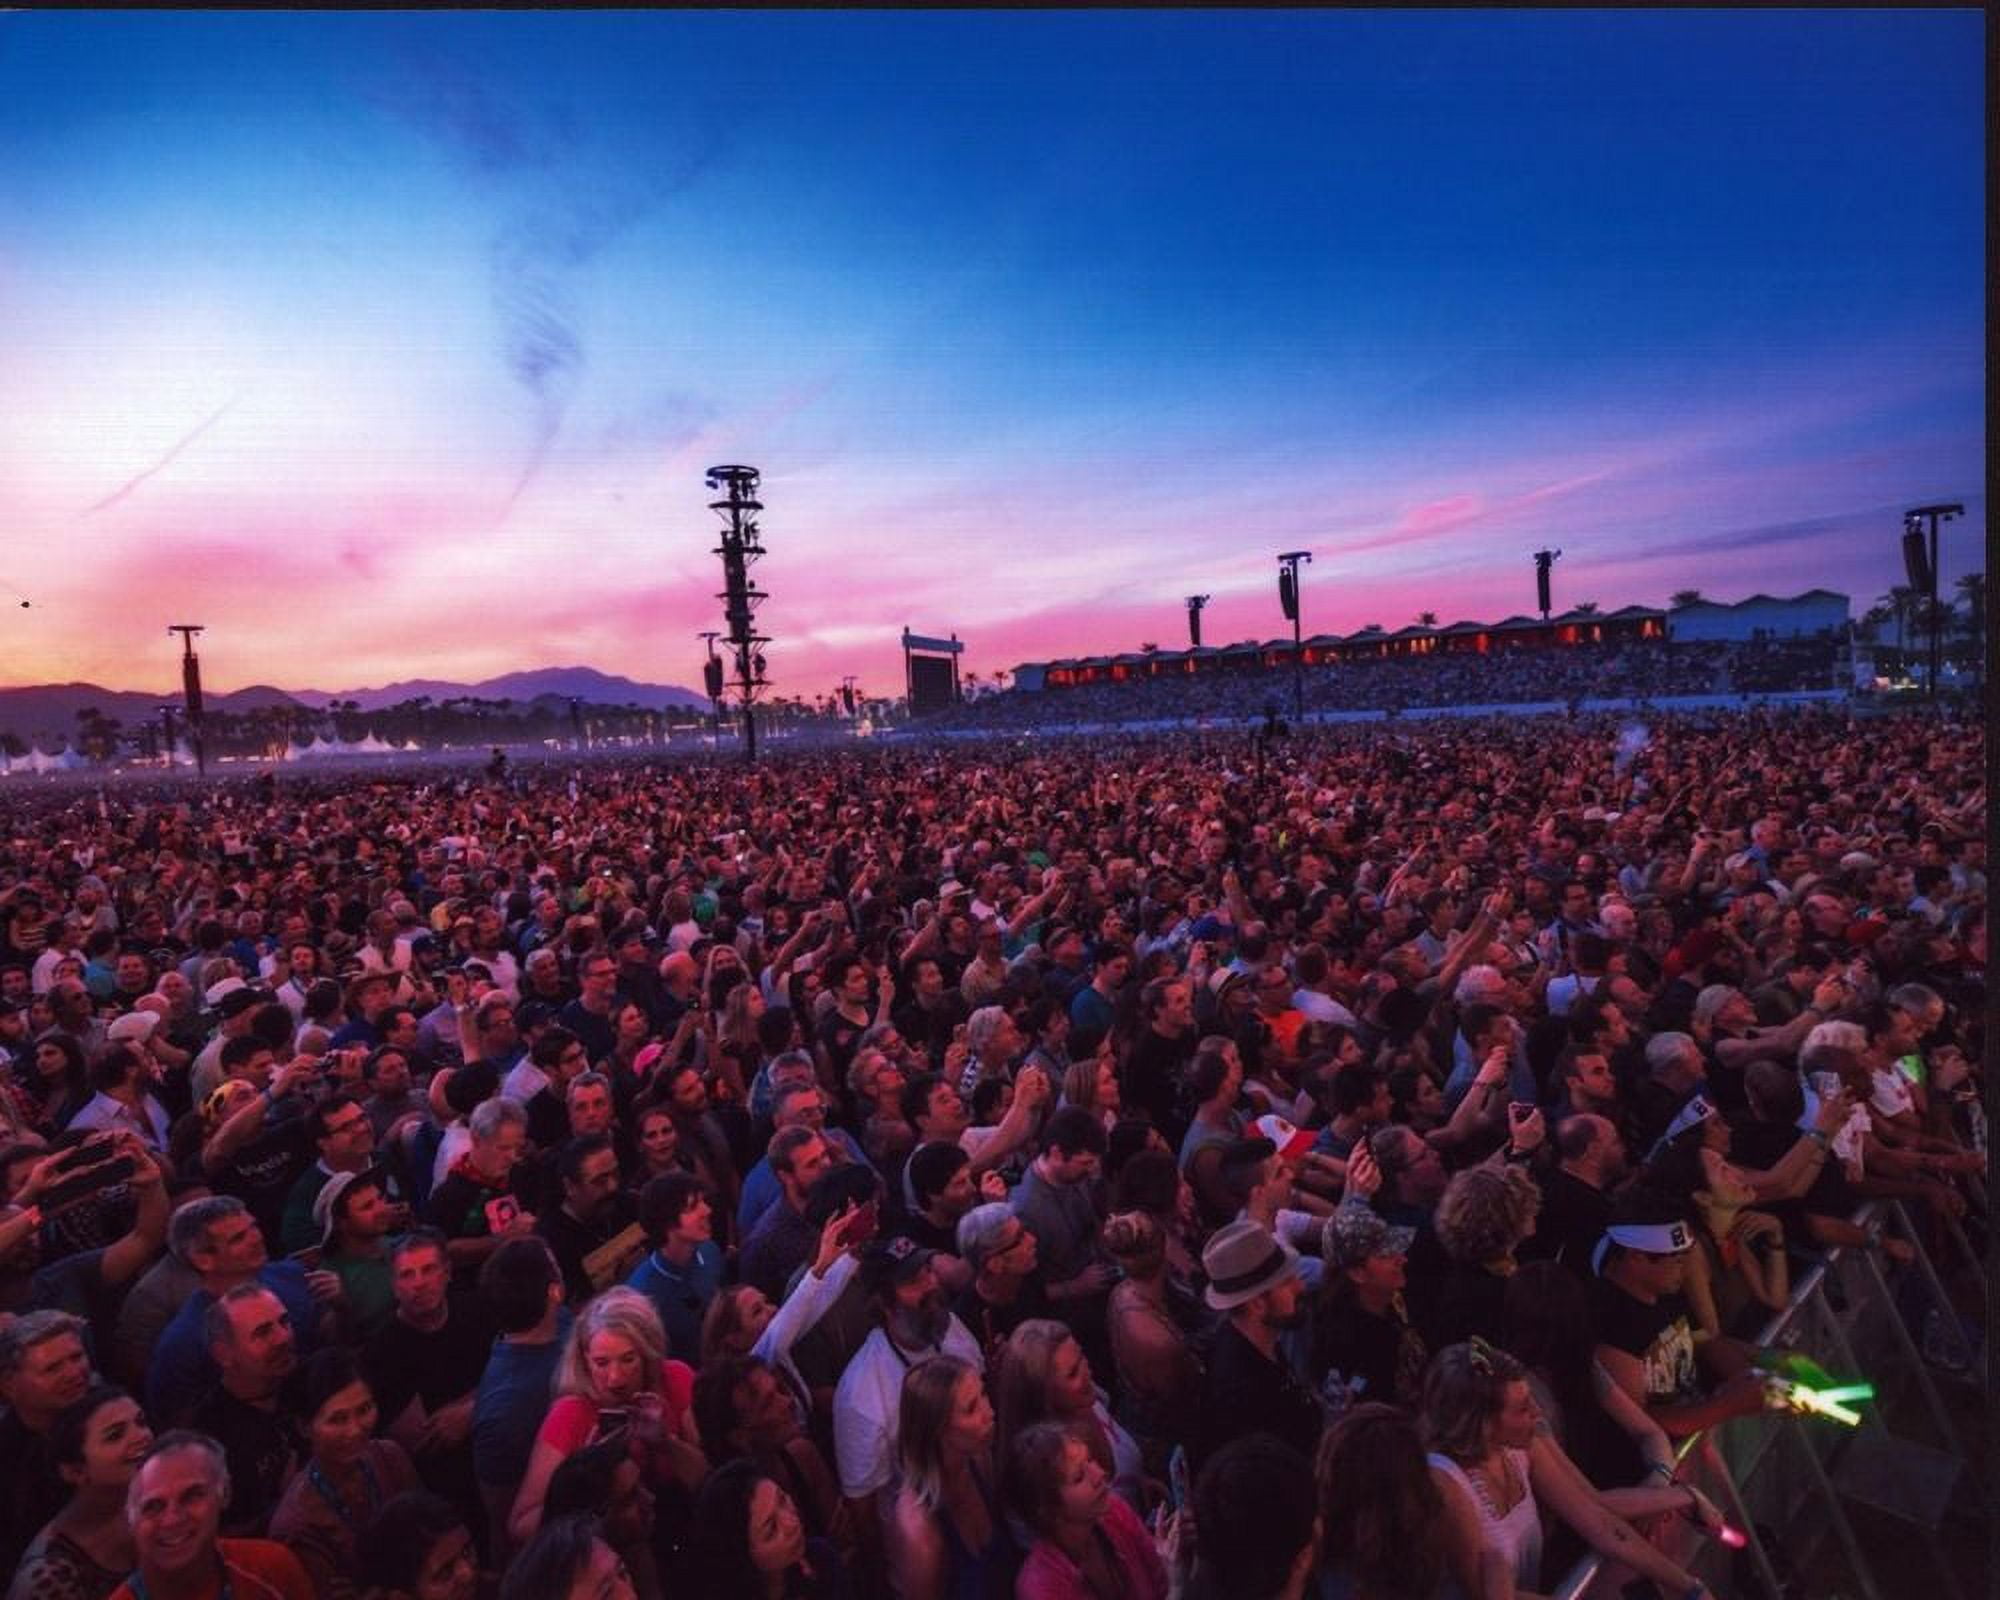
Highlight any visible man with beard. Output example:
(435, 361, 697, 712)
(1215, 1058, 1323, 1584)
(1522, 1114, 1627, 1274)
(830, 1234, 984, 1514)
(1192, 1218, 1319, 1470)
(535, 1133, 642, 1304)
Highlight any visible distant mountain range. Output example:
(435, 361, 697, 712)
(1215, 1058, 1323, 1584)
(294, 667, 707, 715)
(0, 667, 706, 741)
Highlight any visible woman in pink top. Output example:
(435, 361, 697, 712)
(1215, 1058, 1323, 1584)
(508, 1288, 707, 1546)
(1004, 1423, 1172, 1600)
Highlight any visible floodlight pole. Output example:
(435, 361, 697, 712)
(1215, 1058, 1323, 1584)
(1904, 503, 1962, 700)
(1534, 549, 1562, 620)
(1277, 552, 1311, 721)
(168, 625, 206, 776)
(707, 465, 771, 762)
(1186, 594, 1211, 650)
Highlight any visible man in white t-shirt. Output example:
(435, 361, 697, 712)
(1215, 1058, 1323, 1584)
(832, 1237, 983, 1511)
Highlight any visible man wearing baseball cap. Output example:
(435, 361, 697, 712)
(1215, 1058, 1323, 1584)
(1310, 1202, 1426, 1411)
(1591, 1186, 1767, 1481)
(1192, 1218, 1318, 1469)
(830, 1233, 984, 1515)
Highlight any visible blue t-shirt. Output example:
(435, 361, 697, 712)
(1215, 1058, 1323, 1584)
(472, 1309, 573, 1487)
(737, 1158, 781, 1237)
(145, 1259, 319, 1424)
(626, 1243, 724, 1364)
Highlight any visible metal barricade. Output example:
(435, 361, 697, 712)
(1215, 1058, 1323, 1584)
(1548, 1199, 1982, 1600)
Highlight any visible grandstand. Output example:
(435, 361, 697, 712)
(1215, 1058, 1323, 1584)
(937, 592, 1848, 731)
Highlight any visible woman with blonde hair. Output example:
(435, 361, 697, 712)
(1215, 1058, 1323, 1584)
(849, 1047, 914, 1171)
(991, 1319, 1145, 1512)
(509, 1288, 706, 1547)
(883, 1355, 1015, 1600)
(1421, 1340, 1718, 1600)
(1059, 1054, 1121, 1134)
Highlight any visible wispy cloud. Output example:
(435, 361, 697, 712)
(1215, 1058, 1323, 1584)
(76, 398, 236, 517)
(363, 43, 725, 515)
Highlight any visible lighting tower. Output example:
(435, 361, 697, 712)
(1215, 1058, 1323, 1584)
(706, 465, 771, 761)
(1534, 549, 1562, 620)
(168, 625, 206, 776)
(1186, 594, 1211, 650)
(1902, 503, 1963, 700)
(1276, 552, 1311, 721)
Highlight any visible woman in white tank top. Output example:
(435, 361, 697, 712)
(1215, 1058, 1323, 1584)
(1422, 1339, 1720, 1600)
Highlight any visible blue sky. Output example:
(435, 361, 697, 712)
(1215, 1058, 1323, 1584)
(0, 10, 1983, 694)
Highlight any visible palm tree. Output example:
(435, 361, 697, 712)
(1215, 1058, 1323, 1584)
(1879, 586, 1916, 653)
(1572, 601, 1601, 616)
(1955, 571, 1984, 636)
(1669, 589, 1704, 608)
(1416, 610, 1439, 627)
(74, 706, 121, 762)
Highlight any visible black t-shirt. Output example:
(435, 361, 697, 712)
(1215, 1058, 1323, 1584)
(425, 1168, 525, 1244)
(890, 1210, 960, 1257)
(816, 1008, 869, 1085)
(363, 1293, 497, 1423)
(1310, 1293, 1426, 1411)
(1123, 1025, 1197, 1144)
(1730, 1118, 1857, 1238)
(1194, 1319, 1321, 1471)
(952, 1277, 1055, 1371)
(1523, 1168, 1611, 1275)
(212, 1104, 311, 1245)
(189, 1384, 303, 1535)
(1424, 1261, 1511, 1351)
(557, 1000, 619, 1066)
(536, 1195, 641, 1305)
(1589, 1278, 1700, 1407)
(892, 995, 968, 1074)
(524, 1088, 573, 1156)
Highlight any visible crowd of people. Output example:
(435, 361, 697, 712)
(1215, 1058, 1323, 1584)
(937, 637, 1842, 734)
(0, 701, 1983, 1600)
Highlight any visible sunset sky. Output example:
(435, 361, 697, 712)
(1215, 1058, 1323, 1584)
(0, 10, 1984, 700)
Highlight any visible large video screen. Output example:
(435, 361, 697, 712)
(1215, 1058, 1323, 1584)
(910, 655, 958, 714)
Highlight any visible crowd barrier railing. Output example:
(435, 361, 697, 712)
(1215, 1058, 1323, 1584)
(1549, 1199, 1981, 1600)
